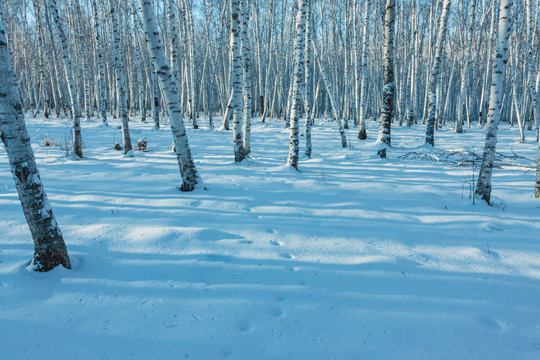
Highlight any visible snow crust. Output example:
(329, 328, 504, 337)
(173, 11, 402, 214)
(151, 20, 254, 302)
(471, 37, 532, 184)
(1, 115, 539, 359)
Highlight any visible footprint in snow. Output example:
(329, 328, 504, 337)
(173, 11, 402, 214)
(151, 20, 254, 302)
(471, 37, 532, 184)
(235, 321, 251, 332)
(270, 240, 281, 246)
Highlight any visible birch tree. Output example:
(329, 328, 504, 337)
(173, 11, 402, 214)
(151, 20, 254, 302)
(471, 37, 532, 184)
(476, 0, 513, 204)
(138, 0, 201, 191)
(377, 0, 395, 158)
(304, 0, 313, 158)
(230, 0, 245, 162)
(425, 0, 451, 146)
(0, 14, 70, 271)
(91, 0, 107, 125)
(287, 0, 307, 170)
(47, 0, 83, 158)
(241, 0, 252, 157)
(357, 0, 370, 140)
(456, 0, 477, 133)
(109, 0, 132, 154)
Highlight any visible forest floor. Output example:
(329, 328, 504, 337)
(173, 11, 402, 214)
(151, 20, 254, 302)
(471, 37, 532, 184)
(1, 114, 540, 359)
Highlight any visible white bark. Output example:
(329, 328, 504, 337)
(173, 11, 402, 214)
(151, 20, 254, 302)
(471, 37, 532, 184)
(241, 0, 252, 156)
(0, 16, 70, 271)
(109, 0, 132, 154)
(287, 0, 307, 169)
(138, 0, 201, 191)
(456, 0, 477, 133)
(311, 38, 347, 148)
(91, 0, 107, 124)
(47, 0, 83, 158)
(230, 0, 245, 162)
(476, 0, 513, 204)
(377, 0, 395, 158)
(357, 0, 370, 140)
(304, 0, 313, 158)
(425, 0, 451, 146)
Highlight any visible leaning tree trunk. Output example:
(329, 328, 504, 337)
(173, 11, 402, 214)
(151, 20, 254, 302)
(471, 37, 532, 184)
(0, 16, 70, 272)
(287, 0, 307, 170)
(138, 0, 201, 191)
(425, 0, 451, 146)
(311, 38, 347, 148)
(109, 0, 132, 154)
(377, 0, 395, 158)
(47, 0, 83, 158)
(476, 0, 513, 204)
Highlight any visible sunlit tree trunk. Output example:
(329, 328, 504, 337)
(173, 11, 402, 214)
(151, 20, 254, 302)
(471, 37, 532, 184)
(287, 0, 307, 169)
(425, 0, 451, 146)
(241, 0, 252, 156)
(0, 16, 70, 271)
(138, 0, 201, 191)
(109, 0, 132, 154)
(476, 0, 513, 204)
(47, 0, 83, 158)
(377, 0, 395, 158)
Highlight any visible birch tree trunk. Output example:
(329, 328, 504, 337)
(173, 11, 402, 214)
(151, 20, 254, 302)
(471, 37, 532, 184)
(525, 0, 538, 141)
(230, 0, 245, 162)
(0, 16, 70, 272)
(456, 0, 477, 133)
(241, 0, 252, 157)
(304, 0, 313, 158)
(425, 0, 451, 146)
(287, 0, 307, 170)
(476, 0, 513, 204)
(109, 0, 133, 154)
(358, 0, 370, 140)
(138, 0, 201, 191)
(91, 0, 108, 125)
(311, 38, 347, 148)
(47, 0, 83, 158)
(377, 0, 395, 158)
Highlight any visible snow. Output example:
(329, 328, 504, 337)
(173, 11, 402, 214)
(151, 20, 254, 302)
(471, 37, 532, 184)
(1, 115, 540, 359)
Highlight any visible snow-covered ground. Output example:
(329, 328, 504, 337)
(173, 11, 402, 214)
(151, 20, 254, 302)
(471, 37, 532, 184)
(1, 115, 540, 359)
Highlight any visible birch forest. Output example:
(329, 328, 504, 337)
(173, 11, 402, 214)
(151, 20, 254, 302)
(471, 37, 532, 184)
(2, 0, 540, 356)
(2, 0, 539, 178)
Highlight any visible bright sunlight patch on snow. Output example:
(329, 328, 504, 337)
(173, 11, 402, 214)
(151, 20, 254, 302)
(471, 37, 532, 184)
(1, 116, 540, 359)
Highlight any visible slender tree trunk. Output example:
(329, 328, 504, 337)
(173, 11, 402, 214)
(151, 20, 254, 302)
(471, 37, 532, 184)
(476, 0, 513, 204)
(456, 0, 477, 133)
(311, 38, 347, 148)
(230, 0, 245, 162)
(304, 0, 313, 158)
(377, 0, 395, 158)
(287, 0, 307, 169)
(241, 0, 252, 157)
(138, 0, 201, 191)
(0, 16, 70, 271)
(358, 0, 370, 139)
(109, 0, 132, 154)
(47, 0, 83, 158)
(92, 0, 108, 125)
(425, 0, 451, 146)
